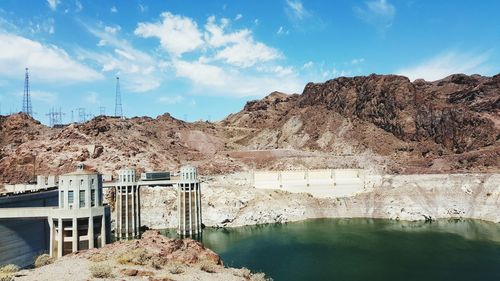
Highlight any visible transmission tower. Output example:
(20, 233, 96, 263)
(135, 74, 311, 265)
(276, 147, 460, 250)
(99, 106, 106, 116)
(114, 76, 123, 118)
(46, 107, 65, 127)
(77, 107, 91, 123)
(22, 68, 33, 117)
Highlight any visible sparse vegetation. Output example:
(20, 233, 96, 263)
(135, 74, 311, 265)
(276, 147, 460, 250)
(149, 255, 168, 270)
(166, 261, 185, 274)
(250, 272, 273, 281)
(34, 254, 54, 268)
(0, 264, 19, 281)
(232, 267, 252, 278)
(199, 260, 218, 273)
(116, 247, 151, 265)
(89, 263, 114, 279)
(88, 252, 108, 263)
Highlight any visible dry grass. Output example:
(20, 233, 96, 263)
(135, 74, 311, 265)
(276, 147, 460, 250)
(199, 261, 219, 273)
(116, 248, 151, 265)
(0, 265, 19, 281)
(88, 253, 108, 263)
(89, 263, 114, 279)
(165, 262, 185, 275)
(34, 254, 54, 268)
(232, 267, 251, 278)
(250, 272, 273, 281)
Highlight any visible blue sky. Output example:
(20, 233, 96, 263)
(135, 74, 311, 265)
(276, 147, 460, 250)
(0, 0, 498, 124)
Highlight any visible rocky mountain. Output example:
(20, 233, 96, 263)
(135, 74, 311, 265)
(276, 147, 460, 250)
(0, 73, 498, 184)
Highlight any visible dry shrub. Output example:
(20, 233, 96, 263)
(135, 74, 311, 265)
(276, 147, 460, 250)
(89, 263, 114, 279)
(34, 254, 54, 268)
(117, 248, 151, 265)
(199, 261, 218, 273)
(149, 255, 168, 270)
(88, 253, 108, 263)
(232, 267, 251, 278)
(166, 262, 184, 275)
(0, 265, 18, 274)
(0, 264, 19, 281)
(0, 275, 14, 281)
(251, 272, 273, 281)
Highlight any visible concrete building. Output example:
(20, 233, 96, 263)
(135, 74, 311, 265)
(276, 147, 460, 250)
(115, 168, 140, 239)
(49, 163, 109, 258)
(177, 165, 202, 236)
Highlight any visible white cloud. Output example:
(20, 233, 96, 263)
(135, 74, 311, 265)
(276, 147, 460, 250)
(396, 51, 493, 81)
(84, 92, 98, 104)
(110, 6, 118, 13)
(135, 12, 204, 57)
(0, 32, 103, 83)
(75, 0, 83, 12)
(47, 0, 60, 11)
(78, 23, 161, 93)
(302, 61, 313, 69)
(351, 58, 365, 65)
(30, 90, 57, 103)
(158, 95, 185, 105)
(355, 0, 395, 29)
(139, 4, 148, 13)
(276, 26, 289, 35)
(234, 14, 243, 21)
(204, 16, 282, 67)
(285, 0, 310, 20)
(172, 59, 303, 97)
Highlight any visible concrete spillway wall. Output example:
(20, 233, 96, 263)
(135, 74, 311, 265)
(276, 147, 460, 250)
(0, 190, 58, 268)
(253, 169, 366, 198)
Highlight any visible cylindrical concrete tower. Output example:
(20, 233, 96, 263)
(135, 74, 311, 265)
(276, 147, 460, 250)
(50, 163, 108, 258)
(115, 168, 140, 239)
(177, 165, 202, 237)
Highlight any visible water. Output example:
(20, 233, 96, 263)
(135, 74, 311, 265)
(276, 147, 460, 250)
(162, 219, 500, 281)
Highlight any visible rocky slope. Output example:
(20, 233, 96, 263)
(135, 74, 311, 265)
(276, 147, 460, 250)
(0, 73, 498, 184)
(14, 230, 270, 281)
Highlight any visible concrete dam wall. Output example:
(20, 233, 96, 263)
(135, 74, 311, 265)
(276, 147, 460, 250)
(253, 169, 366, 198)
(0, 190, 58, 268)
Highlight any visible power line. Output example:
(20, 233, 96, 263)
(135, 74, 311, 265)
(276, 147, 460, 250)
(22, 68, 33, 117)
(114, 76, 123, 118)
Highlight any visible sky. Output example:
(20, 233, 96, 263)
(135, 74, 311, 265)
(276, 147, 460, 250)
(0, 0, 498, 124)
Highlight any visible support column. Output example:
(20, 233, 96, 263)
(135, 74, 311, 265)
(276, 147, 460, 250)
(88, 216, 94, 249)
(188, 183, 192, 236)
(177, 184, 181, 235)
(181, 185, 185, 236)
(198, 183, 203, 232)
(135, 186, 139, 237)
(132, 185, 136, 237)
(125, 185, 129, 239)
(193, 185, 198, 234)
(101, 215, 106, 247)
(118, 186, 122, 239)
(48, 218, 54, 257)
(72, 217, 78, 252)
(57, 218, 63, 258)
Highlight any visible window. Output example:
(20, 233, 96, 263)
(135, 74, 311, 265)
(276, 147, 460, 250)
(60, 191, 64, 208)
(98, 189, 102, 205)
(68, 191, 74, 204)
(91, 189, 96, 207)
(79, 190, 86, 208)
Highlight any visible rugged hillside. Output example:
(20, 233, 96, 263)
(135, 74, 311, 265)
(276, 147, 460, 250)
(223, 74, 499, 173)
(0, 73, 498, 184)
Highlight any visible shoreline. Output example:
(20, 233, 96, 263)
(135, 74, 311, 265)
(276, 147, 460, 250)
(137, 172, 499, 230)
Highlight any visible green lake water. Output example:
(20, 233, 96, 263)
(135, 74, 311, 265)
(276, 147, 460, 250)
(162, 219, 500, 281)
